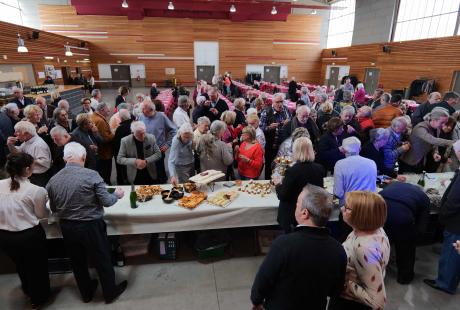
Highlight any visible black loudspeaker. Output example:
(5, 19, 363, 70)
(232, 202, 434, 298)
(80, 41, 86, 48)
(382, 45, 391, 53)
(32, 31, 39, 39)
(331, 49, 337, 57)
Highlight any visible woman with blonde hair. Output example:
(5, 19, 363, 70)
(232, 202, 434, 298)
(317, 100, 339, 133)
(233, 98, 247, 127)
(329, 191, 390, 310)
(234, 126, 263, 180)
(221, 110, 239, 144)
(274, 136, 325, 233)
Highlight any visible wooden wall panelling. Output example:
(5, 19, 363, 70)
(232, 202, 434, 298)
(39, 5, 323, 86)
(0, 21, 91, 86)
(321, 36, 460, 94)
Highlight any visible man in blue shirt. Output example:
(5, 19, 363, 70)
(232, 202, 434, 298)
(139, 100, 177, 183)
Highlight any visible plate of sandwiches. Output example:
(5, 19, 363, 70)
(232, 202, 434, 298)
(207, 191, 239, 207)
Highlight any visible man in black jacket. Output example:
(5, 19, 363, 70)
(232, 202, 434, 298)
(251, 184, 346, 310)
(411, 92, 442, 126)
(11, 87, 33, 117)
(380, 182, 430, 284)
(206, 87, 228, 122)
(428, 91, 459, 116)
(424, 169, 460, 294)
(280, 105, 321, 146)
(288, 77, 298, 101)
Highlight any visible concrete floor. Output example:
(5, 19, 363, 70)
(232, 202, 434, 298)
(0, 245, 459, 310)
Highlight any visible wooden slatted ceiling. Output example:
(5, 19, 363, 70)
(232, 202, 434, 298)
(0, 21, 91, 85)
(321, 36, 460, 94)
(39, 5, 322, 86)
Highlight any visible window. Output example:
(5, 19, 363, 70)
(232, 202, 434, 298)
(394, 0, 460, 41)
(0, 0, 23, 25)
(326, 0, 356, 48)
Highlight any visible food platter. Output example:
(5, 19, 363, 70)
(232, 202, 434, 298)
(207, 191, 239, 207)
(189, 170, 226, 185)
(237, 180, 272, 197)
(136, 185, 164, 202)
(177, 191, 207, 209)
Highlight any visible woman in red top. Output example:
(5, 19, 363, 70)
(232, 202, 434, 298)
(235, 126, 264, 180)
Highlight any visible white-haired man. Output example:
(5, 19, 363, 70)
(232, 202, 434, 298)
(139, 100, 177, 183)
(280, 105, 321, 145)
(117, 121, 162, 185)
(90, 89, 102, 110)
(173, 95, 191, 128)
(168, 123, 194, 185)
(46, 142, 127, 304)
(11, 87, 33, 116)
(7, 121, 51, 187)
(333, 136, 377, 206)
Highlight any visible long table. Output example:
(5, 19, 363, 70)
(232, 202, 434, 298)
(41, 172, 454, 239)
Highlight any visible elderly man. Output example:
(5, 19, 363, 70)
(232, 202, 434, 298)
(72, 113, 103, 157)
(381, 117, 411, 177)
(339, 105, 361, 139)
(333, 136, 377, 205)
(299, 87, 311, 107)
(80, 97, 94, 115)
(57, 99, 77, 130)
(50, 125, 97, 172)
(90, 89, 102, 110)
(206, 87, 229, 122)
(411, 92, 442, 125)
(192, 95, 208, 124)
(372, 94, 403, 128)
(168, 123, 195, 184)
(369, 88, 384, 110)
(117, 121, 162, 185)
(280, 105, 320, 145)
(138, 100, 177, 183)
(428, 91, 460, 115)
(46, 142, 127, 304)
(11, 87, 33, 116)
(400, 108, 453, 173)
(35, 96, 55, 123)
(7, 121, 51, 187)
(2, 103, 20, 126)
(109, 102, 131, 133)
(372, 92, 391, 113)
(91, 102, 114, 184)
(23, 105, 48, 137)
(150, 83, 159, 99)
(311, 92, 328, 111)
(260, 93, 291, 179)
(251, 185, 346, 310)
(173, 95, 191, 127)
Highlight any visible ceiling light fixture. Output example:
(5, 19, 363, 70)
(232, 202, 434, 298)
(168, 1, 174, 10)
(65, 43, 73, 56)
(44, 56, 54, 59)
(122, 0, 128, 8)
(311, 9, 317, 15)
(230, 4, 236, 13)
(271, 6, 277, 15)
(17, 34, 28, 53)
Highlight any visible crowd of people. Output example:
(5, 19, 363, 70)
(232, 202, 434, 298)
(0, 77, 460, 309)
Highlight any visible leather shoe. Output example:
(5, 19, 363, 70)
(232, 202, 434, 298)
(83, 279, 99, 303)
(423, 279, 454, 295)
(105, 280, 128, 304)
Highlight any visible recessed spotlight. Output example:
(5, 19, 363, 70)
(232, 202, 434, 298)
(230, 4, 236, 13)
(168, 1, 174, 10)
(311, 10, 317, 15)
(44, 56, 54, 60)
(122, 0, 128, 8)
(271, 6, 277, 15)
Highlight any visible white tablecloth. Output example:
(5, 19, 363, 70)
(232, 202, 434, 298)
(42, 172, 454, 238)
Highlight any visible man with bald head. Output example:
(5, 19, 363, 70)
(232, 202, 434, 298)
(411, 92, 442, 125)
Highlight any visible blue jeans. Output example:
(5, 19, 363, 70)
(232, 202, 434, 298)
(436, 230, 460, 293)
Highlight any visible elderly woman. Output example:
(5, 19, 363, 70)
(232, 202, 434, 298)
(192, 95, 208, 124)
(234, 126, 264, 180)
(132, 93, 145, 118)
(340, 105, 360, 139)
(0, 153, 51, 308)
(317, 100, 339, 133)
(233, 98, 247, 127)
(49, 107, 71, 133)
(2, 103, 20, 126)
(272, 127, 310, 176)
(275, 137, 325, 233)
(168, 123, 195, 184)
(329, 191, 390, 310)
(197, 120, 233, 178)
(109, 102, 131, 133)
(360, 128, 391, 175)
(247, 114, 266, 148)
(221, 110, 239, 144)
(317, 117, 346, 171)
(400, 108, 454, 173)
(193, 116, 210, 148)
(23, 105, 48, 136)
(334, 90, 356, 114)
(173, 95, 191, 128)
(57, 99, 77, 130)
(356, 105, 374, 132)
(353, 83, 367, 106)
(117, 121, 162, 185)
(252, 97, 264, 117)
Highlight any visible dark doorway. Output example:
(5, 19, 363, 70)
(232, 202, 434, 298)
(110, 65, 131, 88)
(364, 68, 380, 94)
(196, 66, 215, 84)
(263, 66, 280, 84)
(328, 66, 340, 89)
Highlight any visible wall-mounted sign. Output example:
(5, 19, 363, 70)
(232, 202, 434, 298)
(165, 68, 175, 75)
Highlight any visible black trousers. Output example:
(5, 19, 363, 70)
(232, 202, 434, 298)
(264, 147, 278, 180)
(30, 171, 50, 187)
(97, 159, 112, 185)
(60, 218, 117, 302)
(328, 297, 372, 310)
(155, 152, 167, 184)
(0, 225, 50, 305)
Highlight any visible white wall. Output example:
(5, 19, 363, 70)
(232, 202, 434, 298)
(325, 65, 350, 83)
(97, 64, 146, 79)
(194, 41, 219, 79)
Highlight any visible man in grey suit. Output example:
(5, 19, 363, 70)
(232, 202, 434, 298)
(117, 121, 162, 185)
